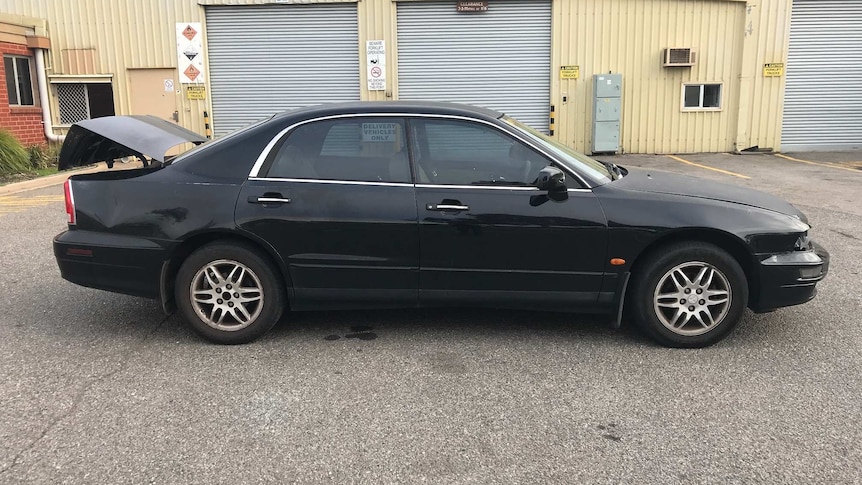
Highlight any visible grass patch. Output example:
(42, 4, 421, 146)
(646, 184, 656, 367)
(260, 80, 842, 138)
(35, 166, 59, 177)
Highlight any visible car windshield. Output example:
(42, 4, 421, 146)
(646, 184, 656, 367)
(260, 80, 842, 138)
(502, 116, 613, 184)
(168, 117, 272, 164)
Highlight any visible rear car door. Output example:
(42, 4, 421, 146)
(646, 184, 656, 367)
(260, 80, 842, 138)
(236, 117, 418, 309)
(410, 117, 608, 309)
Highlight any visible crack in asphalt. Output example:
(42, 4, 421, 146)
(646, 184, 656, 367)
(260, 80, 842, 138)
(0, 314, 171, 476)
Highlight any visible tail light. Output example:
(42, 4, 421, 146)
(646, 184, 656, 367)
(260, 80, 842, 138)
(64, 179, 76, 225)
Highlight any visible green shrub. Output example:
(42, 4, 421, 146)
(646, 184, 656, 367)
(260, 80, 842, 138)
(46, 142, 61, 166)
(0, 130, 31, 175)
(27, 144, 50, 170)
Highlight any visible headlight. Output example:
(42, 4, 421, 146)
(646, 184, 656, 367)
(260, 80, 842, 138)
(794, 231, 812, 251)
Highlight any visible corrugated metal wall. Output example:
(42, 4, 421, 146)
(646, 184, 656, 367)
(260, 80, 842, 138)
(0, 0, 795, 154)
(781, 0, 862, 151)
(552, 0, 747, 153)
(737, 0, 792, 152)
(396, 0, 552, 132)
(357, 0, 397, 101)
(0, 0, 210, 137)
(205, 4, 361, 135)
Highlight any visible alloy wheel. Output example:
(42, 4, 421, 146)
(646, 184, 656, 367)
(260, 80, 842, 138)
(189, 259, 264, 331)
(653, 261, 732, 336)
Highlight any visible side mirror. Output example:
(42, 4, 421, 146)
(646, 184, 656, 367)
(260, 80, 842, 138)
(535, 166, 566, 192)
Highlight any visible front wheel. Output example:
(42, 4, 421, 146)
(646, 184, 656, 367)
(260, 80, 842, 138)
(175, 242, 285, 344)
(629, 242, 748, 348)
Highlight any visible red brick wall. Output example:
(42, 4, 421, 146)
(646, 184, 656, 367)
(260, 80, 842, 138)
(0, 42, 46, 146)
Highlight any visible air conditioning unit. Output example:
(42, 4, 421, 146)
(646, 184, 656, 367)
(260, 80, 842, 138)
(662, 48, 696, 67)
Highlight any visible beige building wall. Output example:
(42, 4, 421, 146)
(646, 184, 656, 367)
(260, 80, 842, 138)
(0, 0, 211, 137)
(0, 0, 792, 153)
(552, 0, 790, 153)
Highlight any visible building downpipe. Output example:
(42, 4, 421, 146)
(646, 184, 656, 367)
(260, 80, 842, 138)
(34, 48, 64, 143)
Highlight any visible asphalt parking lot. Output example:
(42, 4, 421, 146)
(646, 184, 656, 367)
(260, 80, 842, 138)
(0, 152, 860, 483)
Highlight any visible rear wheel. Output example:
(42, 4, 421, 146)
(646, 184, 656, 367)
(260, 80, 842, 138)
(175, 242, 285, 344)
(629, 242, 748, 348)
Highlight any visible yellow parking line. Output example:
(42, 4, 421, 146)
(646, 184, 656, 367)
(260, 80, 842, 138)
(666, 155, 751, 180)
(774, 153, 862, 173)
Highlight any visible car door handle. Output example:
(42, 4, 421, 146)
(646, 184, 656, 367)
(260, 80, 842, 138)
(248, 195, 291, 205)
(426, 203, 469, 211)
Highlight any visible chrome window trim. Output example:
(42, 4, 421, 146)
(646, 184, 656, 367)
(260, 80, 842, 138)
(247, 112, 592, 188)
(248, 177, 592, 193)
(249, 177, 413, 188)
(416, 184, 538, 191)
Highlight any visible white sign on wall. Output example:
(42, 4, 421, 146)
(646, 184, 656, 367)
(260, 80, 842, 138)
(176, 22, 205, 84)
(366, 40, 386, 91)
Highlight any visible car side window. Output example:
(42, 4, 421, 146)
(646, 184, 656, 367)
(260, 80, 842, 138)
(264, 118, 410, 183)
(410, 118, 548, 186)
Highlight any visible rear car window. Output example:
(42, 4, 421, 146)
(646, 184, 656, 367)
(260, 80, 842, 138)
(264, 118, 410, 183)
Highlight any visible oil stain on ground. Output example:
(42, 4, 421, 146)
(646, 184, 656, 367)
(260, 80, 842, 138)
(597, 423, 622, 442)
(324, 325, 378, 341)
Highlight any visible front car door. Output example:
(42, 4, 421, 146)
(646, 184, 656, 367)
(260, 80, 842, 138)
(236, 116, 418, 309)
(410, 116, 608, 309)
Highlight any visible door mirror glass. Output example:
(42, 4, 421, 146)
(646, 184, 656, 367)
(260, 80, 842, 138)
(535, 165, 566, 191)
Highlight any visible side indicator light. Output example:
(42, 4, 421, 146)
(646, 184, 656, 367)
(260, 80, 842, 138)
(610, 258, 626, 266)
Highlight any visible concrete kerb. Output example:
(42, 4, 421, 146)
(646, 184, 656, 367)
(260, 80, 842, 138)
(0, 162, 114, 197)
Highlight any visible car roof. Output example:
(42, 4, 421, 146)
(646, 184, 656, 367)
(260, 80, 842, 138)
(270, 101, 505, 123)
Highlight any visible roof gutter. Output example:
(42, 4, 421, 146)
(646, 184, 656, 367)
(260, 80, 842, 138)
(34, 48, 64, 143)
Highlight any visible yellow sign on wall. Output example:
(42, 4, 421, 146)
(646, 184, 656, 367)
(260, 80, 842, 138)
(186, 85, 206, 100)
(560, 65, 580, 80)
(763, 63, 784, 77)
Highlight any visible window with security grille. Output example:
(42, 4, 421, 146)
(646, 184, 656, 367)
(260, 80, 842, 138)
(4, 56, 35, 106)
(57, 83, 89, 124)
(54, 82, 115, 125)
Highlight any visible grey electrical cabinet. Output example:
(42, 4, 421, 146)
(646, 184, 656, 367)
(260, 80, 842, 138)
(592, 73, 622, 153)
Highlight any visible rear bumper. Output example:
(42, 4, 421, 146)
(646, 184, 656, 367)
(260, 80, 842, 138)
(751, 241, 829, 313)
(54, 230, 167, 299)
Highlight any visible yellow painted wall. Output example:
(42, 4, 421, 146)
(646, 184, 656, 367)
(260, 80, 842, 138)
(0, 0, 791, 153)
(554, 0, 746, 153)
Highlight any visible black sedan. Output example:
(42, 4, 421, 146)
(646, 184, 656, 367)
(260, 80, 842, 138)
(54, 102, 829, 347)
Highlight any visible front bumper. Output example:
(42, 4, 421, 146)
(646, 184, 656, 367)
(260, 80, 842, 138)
(751, 241, 829, 313)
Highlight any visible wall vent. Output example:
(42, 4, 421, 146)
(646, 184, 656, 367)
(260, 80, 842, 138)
(663, 48, 696, 67)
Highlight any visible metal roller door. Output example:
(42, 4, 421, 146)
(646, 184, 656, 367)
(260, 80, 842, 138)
(206, 4, 360, 136)
(781, 1, 862, 151)
(396, 0, 551, 132)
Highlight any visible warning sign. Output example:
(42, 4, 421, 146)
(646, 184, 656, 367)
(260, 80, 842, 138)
(187, 85, 206, 100)
(177, 22, 205, 84)
(183, 65, 201, 82)
(560, 65, 579, 80)
(457, 1, 488, 12)
(366, 40, 386, 91)
(763, 62, 784, 77)
(182, 24, 197, 41)
(362, 123, 397, 142)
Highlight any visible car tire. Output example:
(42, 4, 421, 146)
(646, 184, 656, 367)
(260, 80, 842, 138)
(175, 242, 285, 344)
(629, 242, 748, 348)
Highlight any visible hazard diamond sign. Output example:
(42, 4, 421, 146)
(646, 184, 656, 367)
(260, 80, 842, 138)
(184, 65, 201, 82)
(177, 22, 205, 84)
(182, 24, 197, 41)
